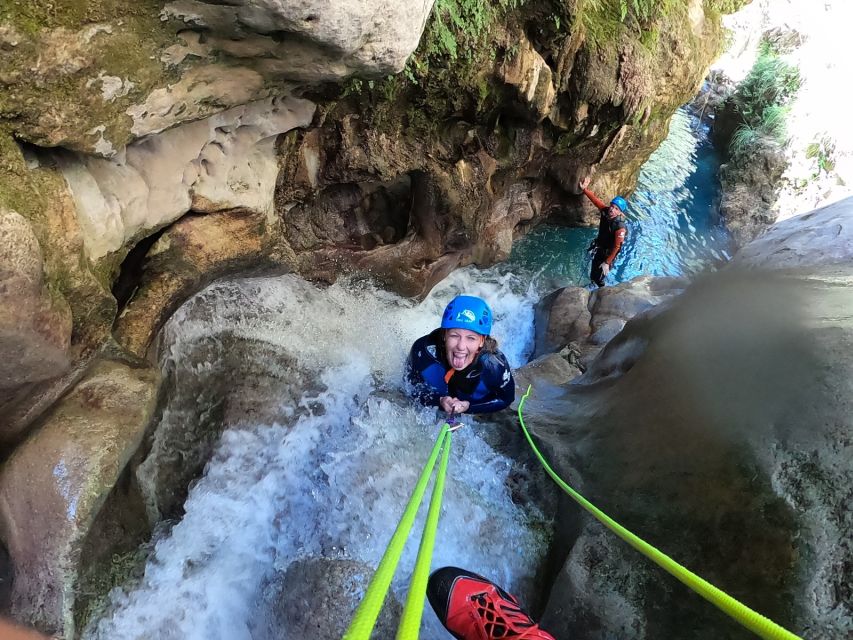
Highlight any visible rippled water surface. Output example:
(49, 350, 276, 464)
(506, 108, 730, 290)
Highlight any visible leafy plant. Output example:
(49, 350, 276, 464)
(725, 46, 801, 165)
(806, 136, 837, 175)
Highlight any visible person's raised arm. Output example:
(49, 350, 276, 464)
(579, 176, 607, 210)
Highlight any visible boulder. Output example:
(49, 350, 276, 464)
(0, 359, 159, 637)
(134, 316, 318, 521)
(250, 558, 402, 640)
(162, 0, 436, 77)
(733, 195, 853, 269)
(513, 352, 583, 395)
(530, 265, 852, 638)
(0, 209, 72, 392)
(534, 276, 687, 370)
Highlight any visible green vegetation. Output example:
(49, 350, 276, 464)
(727, 50, 801, 165)
(805, 136, 836, 177)
(704, 0, 751, 15)
(581, 0, 681, 49)
(337, 0, 529, 139)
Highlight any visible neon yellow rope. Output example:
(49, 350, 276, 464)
(343, 424, 450, 640)
(517, 386, 801, 640)
(396, 431, 452, 639)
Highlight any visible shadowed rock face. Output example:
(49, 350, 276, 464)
(0, 359, 158, 637)
(519, 204, 853, 639)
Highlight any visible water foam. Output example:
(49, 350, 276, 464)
(86, 271, 547, 639)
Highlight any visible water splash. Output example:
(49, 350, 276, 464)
(86, 275, 548, 640)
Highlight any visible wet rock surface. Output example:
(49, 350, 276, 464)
(534, 276, 688, 377)
(250, 558, 402, 640)
(524, 206, 853, 638)
(135, 281, 322, 522)
(0, 359, 158, 638)
(0, 208, 72, 396)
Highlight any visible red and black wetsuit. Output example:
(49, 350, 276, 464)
(583, 187, 627, 287)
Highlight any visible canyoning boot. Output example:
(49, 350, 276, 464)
(427, 567, 556, 640)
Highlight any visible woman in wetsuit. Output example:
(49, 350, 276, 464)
(405, 295, 515, 415)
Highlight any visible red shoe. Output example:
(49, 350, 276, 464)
(427, 567, 556, 640)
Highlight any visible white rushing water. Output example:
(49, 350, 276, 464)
(86, 267, 547, 640)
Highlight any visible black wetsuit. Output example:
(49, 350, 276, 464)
(591, 212, 628, 286)
(405, 330, 515, 414)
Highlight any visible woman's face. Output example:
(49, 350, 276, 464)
(445, 328, 485, 370)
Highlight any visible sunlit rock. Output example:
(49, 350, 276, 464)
(58, 96, 315, 262)
(734, 195, 853, 269)
(534, 276, 687, 374)
(162, 0, 435, 77)
(0, 359, 158, 637)
(498, 35, 556, 122)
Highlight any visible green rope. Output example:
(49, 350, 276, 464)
(396, 430, 452, 639)
(517, 386, 801, 640)
(343, 424, 450, 640)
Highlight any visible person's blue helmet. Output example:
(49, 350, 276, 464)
(610, 195, 628, 212)
(440, 295, 493, 336)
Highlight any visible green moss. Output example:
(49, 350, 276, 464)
(0, 2, 178, 150)
(0, 0, 163, 36)
(74, 545, 149, 635)
(581, 0, 683, 49)
(703, 0, 751, 14)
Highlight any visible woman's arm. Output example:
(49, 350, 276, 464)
(405, 344, 442, 407)
(466, 354, 515, 414)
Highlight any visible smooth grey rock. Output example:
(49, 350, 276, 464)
(163, 0, 435, 78)
(514, 353, 582, 396)
(735, 196, 853, 269)
(59, 96, 315, 261)
(531, 268, 852, 638)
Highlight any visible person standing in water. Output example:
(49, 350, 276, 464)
(406, 295, 515, 415)
(579, 176, 628, 288)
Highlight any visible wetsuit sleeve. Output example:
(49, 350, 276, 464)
(406, 344, 442, 407)
(466, 354, 516, 414)
(582, 187, 607, 211)
(604, 224, 627, 265)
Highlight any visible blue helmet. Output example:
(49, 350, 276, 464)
(610, 196, 628, 212)
(440, 295, 493, 336)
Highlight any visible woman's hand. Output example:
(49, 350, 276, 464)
(440, 396, 470, 414)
